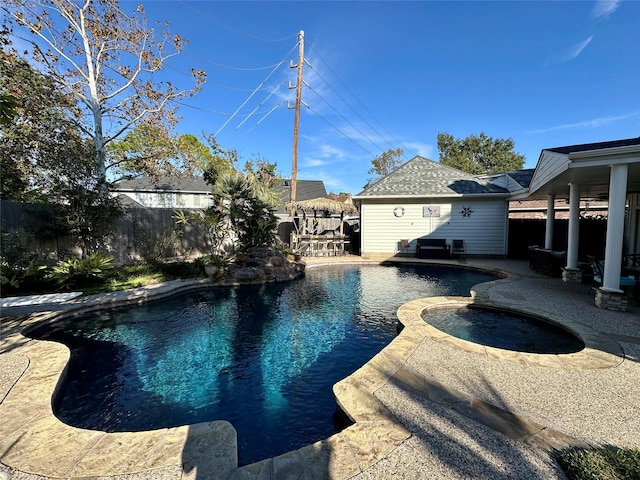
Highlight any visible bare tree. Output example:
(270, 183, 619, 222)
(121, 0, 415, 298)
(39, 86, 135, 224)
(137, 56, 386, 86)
(365, 147, 404, 187)
(2, 0, 206, 193)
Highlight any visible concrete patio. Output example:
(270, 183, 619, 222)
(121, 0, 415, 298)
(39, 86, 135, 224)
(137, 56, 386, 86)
(1, 256, 639, 479)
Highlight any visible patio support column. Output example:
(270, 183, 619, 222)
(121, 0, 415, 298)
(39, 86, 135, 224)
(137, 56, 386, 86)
(545, 194, 555, 250)
(601, 163, 628, 292)
(567, 183, 580, 269)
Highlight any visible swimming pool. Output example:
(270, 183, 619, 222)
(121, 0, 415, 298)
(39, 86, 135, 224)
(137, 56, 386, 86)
(32, 263, 498, 466)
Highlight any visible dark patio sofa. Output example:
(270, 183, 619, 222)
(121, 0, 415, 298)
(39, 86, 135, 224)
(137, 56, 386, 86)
(416, 238, 450, 259)
(530, 248, 566, 277)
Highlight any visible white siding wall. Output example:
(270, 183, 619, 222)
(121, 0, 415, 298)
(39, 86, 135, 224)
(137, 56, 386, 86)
(360, 198, 508, 256)
(121, 192, 212, 208)
(529, 150, 569, 194)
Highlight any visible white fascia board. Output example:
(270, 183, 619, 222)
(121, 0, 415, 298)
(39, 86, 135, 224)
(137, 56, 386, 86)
(568, 155, 640, 169)
(569, 144, 640, 160)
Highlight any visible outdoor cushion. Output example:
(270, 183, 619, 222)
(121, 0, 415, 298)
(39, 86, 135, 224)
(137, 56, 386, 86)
(594, 274, 636, 287)
(620, 277, 637, 287)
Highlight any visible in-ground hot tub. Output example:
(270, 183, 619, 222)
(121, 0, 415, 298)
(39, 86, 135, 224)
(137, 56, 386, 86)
(422, 304, 585, 354)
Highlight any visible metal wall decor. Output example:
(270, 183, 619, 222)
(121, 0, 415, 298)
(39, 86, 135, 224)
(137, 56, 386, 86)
(460, 206, 474, 218)
(423, 206, 440, 217)
(393, 207, 405, 217)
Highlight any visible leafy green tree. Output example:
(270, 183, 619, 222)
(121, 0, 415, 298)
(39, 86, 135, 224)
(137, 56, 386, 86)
(1, 49, 123, 256)
(2, 0, 206, 195)
(200, 135, 237, 185)
(0, 49, 94, 201)
(437, 132, 525, 175)
(107, 129, 236, 183)
(0, 92, 18, 125)
(106, 124, 175, 181)
(243, 156, 282, 207)
(366, 147, 404, 187)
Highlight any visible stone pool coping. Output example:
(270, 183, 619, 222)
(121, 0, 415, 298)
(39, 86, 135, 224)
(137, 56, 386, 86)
(0, 259, 625, 479)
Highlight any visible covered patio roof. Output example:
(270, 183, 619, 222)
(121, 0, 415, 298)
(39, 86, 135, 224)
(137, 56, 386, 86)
(518, 137, 640, 201)
(518, 137, 640, 311)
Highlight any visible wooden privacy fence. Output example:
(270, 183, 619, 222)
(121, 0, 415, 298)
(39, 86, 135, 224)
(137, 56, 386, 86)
(507, 218, 607, 260)
(0, 201, 209, 265)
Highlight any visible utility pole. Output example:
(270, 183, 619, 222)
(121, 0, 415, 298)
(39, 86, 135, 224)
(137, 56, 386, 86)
(289, 30, 304, 212)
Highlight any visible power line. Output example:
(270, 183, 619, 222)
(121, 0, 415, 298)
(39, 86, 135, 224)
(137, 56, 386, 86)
(164, 62, 272, 93)
(214, 44, 295, 136)
(305, 82, 389, 155)
(306, 42, 409, 160)
(248, 103, 282, 132)
(305, 54, 398, 153)
(182, 49, 284, 71)
(176, 0, 298, 43)
(306, 105, 377, 159)
(235, 81, 285, 129)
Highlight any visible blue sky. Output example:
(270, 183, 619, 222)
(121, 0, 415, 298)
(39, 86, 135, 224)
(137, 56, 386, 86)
(134, 0, 639, 194)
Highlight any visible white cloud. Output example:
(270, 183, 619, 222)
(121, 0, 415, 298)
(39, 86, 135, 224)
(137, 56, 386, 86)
(303, 157, 327, 168)
(401, 142, 435, 160)
(545, 36, 593, 66)
(592, 0, 622, 19)
(319, 144, 347, 159)
(527, 112, 638, 134)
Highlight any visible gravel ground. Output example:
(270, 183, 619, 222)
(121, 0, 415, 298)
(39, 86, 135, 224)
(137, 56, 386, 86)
(355, 385, 567, 480)
(0, 354, 28, 403)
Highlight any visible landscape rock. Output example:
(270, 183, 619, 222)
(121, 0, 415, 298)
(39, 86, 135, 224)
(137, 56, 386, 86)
(219, 249, 305, 285)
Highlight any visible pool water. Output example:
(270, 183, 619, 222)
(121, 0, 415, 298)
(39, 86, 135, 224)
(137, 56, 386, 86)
(424, 306, 584, 353)
(33, 263, 497, 466)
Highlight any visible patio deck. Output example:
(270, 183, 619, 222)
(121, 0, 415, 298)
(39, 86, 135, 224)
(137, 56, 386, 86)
(1, 256, 639, 479)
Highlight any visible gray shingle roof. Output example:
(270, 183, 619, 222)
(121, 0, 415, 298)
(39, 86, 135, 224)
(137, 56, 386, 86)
(113, 177, 328, 203)
(547, 137, 640, 155)
(113, 176, 210, 193)
(275, 179, 328, 214)
(278, 179, 327, 203)
(355, 156, 509, 197)
(505, 169, 535, 189)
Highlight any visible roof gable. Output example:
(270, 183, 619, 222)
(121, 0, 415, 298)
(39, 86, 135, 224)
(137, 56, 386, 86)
(356, 156, 509, 198)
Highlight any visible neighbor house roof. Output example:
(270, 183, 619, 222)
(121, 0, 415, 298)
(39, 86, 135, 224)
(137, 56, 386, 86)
(113, 176, 328, 207)
(113, 176, 210, 193)
(354, 156, 510, 199)
(275, 179, 328, 214)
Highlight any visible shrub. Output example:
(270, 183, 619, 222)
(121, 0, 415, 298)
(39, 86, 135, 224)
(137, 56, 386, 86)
(49, 253, 114, 289)
(559, 447, 640, 480)
(0, 231, 56, 294)
(131, 224, 184, 265)
(154, 260, 201, 279)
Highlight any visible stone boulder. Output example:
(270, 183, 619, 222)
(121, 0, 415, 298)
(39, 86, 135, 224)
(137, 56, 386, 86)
(219, 248, 305, 285)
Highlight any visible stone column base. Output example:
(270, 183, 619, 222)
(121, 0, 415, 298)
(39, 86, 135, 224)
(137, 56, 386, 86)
(595, 288, 628, 312)
(562, 267, 582, 283)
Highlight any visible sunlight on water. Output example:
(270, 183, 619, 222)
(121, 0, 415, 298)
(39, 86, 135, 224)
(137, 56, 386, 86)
(39, 263, 497, 465)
